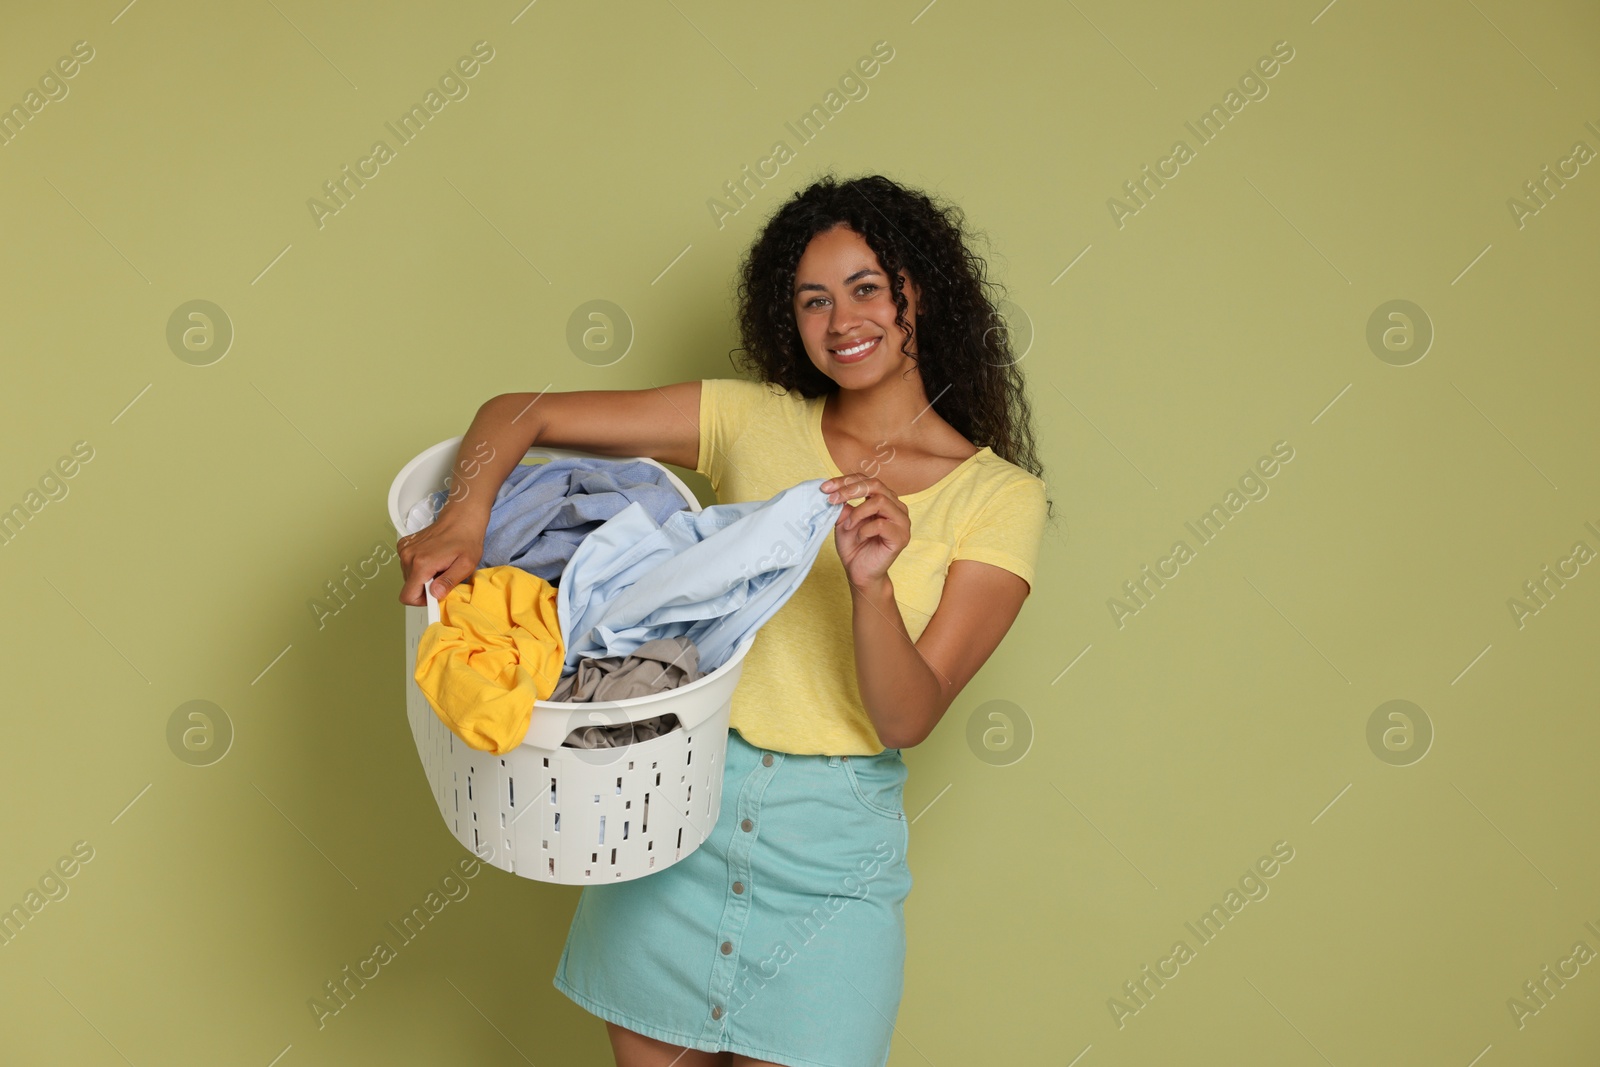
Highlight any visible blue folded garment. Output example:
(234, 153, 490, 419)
(421, 457, 691, 582)
(557, 478, 843, 674)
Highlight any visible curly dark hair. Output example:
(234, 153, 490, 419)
(727, 171, 1053, 522)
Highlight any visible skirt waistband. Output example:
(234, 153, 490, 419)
(728, 725, 903, 767)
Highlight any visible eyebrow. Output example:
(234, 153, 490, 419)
(795, 268, 882, 294)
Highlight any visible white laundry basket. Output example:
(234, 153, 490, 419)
(387, 437, 752, 886)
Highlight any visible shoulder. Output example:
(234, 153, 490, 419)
(700, 377, 809, 424)
(927, 450, 1047, 547)
(944, 451, 1049, 585)
(704, 377, 816, 434)
(968, 450, 1047, 507)
(702, 376, 802, 403)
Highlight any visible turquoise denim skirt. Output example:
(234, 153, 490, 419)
(553, 726, 913, 1067)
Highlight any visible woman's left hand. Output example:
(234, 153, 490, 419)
(821, 474, 910, 591)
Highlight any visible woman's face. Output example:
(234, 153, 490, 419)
(792, 223, 922, 386)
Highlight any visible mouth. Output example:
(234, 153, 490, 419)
(829, 336, 880, 363)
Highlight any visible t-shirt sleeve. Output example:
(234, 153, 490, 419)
(695, 378, 734, 491)
(951, 475, 1048, 591)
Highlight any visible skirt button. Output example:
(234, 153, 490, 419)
(732, 881, 744, 894)
(721, 940, 733, 955)
(762, 753, 773, 767)
(740, 818, 753, 832)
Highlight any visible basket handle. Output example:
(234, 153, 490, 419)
(424, 580, 441, 625)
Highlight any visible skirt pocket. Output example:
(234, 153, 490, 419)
(840, 754, 907, 822)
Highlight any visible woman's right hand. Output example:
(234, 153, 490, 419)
(393, 381, 705, 606)
(396, 505, 489, 606)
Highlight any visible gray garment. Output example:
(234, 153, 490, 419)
(551, 636, 702, 703)
(561, 711, 682, 750)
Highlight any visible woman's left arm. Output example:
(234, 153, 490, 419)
(847, 561, 1028, 749)
(823, 473, 1030, 749)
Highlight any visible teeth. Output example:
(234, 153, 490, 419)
(833, 338, 875, 356)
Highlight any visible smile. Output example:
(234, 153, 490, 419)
(829, 337, 879, 362)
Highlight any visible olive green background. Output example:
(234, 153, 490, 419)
(2, 0, 1597, 1063)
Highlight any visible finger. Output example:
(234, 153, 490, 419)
(396, 531, 430, 566)
(839, 499, 876, 530)
(399, 546, 454, 606)
(840, 495, 901, 531)
(399, 556, 441, 605)
(856, 515, 906, 549)
(829, 474, 876, 504)
(429, 557, 478, 601)
(848, 475, 899, 505)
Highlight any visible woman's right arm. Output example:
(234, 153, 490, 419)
(396, 381, 703, 605)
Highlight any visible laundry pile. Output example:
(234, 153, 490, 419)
(549, 637, 702, 703)
(404, 457, 689, 583)
(562, 711, 683, 750)
(411, 456, 841, 756)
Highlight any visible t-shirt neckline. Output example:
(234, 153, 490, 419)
(809, 394, 989, 503)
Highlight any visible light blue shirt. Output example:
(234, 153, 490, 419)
(412, 457, 689, 583)
(557, 478, 843, 674)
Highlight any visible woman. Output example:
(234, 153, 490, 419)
(397, 173, 1053, 1067)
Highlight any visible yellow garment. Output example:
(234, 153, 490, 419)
(414, 565, 564, 755)
(695, 377, 1050, 755)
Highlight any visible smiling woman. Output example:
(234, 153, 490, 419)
(396, 172, 1054, 1067)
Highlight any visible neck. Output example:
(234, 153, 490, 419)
(827, 373, 945, 446)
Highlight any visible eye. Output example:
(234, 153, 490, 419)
(801, 283, 880, 309)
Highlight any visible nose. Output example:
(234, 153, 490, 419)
(829, 301, 864, 337)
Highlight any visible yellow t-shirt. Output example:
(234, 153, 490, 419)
(695, 376, 1048, 755)
(414, 565, 564, 756)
